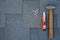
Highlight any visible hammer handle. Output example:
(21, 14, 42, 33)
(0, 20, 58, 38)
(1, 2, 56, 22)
(49, 9, 53, 39)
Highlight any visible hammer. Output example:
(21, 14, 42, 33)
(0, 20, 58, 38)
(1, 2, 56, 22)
(46, 5, 55, 39)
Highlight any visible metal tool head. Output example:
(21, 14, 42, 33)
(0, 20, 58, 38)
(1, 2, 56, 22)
(46, 5, 55, 9)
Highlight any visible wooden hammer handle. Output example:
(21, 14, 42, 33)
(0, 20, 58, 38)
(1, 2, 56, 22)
(49, 9, 53, 39)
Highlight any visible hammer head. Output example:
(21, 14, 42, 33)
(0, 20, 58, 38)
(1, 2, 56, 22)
(46, 5, 55, 9)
